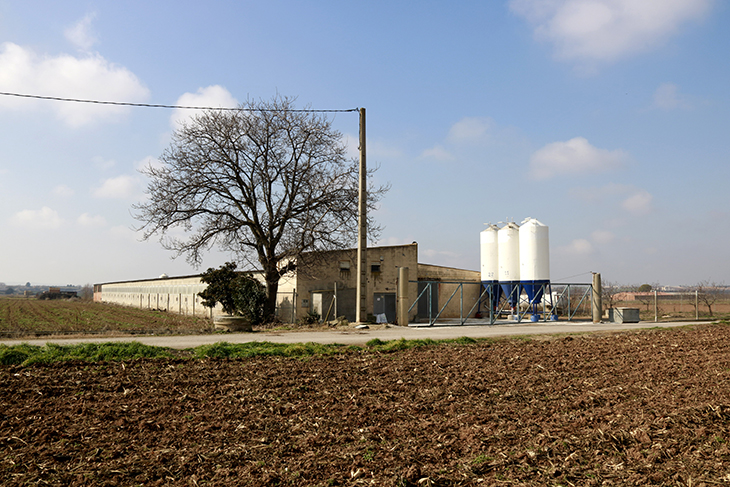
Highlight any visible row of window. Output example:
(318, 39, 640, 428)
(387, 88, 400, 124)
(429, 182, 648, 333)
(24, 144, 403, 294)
(102, 285, 207, 295)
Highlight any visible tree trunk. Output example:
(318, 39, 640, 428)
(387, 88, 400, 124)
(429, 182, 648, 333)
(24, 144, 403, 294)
(264, 268, 280, 322)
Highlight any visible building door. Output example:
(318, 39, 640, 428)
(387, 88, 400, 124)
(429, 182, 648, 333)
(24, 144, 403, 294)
(311, 292, 324, 317)
(373, 293, 396, 323)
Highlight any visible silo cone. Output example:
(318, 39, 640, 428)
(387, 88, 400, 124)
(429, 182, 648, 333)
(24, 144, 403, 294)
(498, 222, 520, 317)
(519, 218, 550, 320)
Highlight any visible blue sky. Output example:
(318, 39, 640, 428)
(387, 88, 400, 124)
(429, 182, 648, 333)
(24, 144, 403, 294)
(1, 0, 728, 287)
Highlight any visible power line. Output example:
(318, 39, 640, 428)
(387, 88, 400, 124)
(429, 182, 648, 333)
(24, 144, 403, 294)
(0, 91, 358, 113)
(553, 271, 593, 282)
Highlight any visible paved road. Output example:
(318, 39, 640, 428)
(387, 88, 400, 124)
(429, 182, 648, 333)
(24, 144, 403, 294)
(0, 320, 712, 349)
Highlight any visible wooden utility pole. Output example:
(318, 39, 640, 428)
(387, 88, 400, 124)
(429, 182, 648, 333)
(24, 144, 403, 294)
(356, 108, 367, 323)
(397, 267, 409, 326)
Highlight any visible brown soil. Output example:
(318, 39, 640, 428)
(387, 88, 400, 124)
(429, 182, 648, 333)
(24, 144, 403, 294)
(2, 324, 730, 486)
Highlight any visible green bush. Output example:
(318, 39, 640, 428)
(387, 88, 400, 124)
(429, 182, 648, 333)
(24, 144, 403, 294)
(232, 274, 267, 326)
(198, 262, 267, 325)
(199, 262, 240, 315)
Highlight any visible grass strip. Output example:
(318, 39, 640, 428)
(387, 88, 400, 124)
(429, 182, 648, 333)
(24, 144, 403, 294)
(0, 335, 489, 367)
(192, 341, 348, 359)
(0, 342, 175, 366)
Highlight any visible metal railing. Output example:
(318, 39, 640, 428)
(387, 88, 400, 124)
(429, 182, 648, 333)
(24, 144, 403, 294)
(408, 281, 593, 326)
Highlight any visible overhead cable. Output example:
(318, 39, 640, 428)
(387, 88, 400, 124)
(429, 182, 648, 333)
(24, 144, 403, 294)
(553, 271, 593, 282)
(0, 91, 358, 113)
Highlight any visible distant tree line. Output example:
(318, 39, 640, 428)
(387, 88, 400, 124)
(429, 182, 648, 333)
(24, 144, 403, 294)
(0, 284, 93, 300)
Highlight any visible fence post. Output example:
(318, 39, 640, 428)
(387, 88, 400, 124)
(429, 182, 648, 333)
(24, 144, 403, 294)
(292, 289, 297, 324)
(592, 273, 602, 323)
(654, 290, 658, 322)
(397, 267, 409, 326)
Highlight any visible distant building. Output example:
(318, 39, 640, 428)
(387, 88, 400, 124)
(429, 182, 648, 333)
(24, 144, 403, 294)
(93, 243, 481, 324)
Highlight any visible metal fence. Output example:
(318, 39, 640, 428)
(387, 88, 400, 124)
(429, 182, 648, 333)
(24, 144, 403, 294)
(617, 291, 701, 322)
(275, 290, 298, 323)
(408, 281, 593, 326)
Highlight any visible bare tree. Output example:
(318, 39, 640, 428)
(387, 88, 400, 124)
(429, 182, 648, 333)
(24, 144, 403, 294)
(79, 284, 94, 301)
(601, 280, 622, 311)
(632, 282, 661, 314)
(694, 280, 722, 317)
(134, 95, 388, 319)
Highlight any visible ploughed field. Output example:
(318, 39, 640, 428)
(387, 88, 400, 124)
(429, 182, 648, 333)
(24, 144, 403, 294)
(0, 297, 211, 337)
(2, 324, 730, 486)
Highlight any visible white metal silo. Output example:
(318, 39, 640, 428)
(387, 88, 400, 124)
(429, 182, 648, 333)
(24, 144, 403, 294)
(498, 222, 520, 309)
(480, 224, 499, 283)
(480, 224, 501, 311)
(519, 217, 550, 318)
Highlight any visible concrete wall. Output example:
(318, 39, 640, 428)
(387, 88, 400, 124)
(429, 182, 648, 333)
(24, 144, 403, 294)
(294, 243, 419, 323)
(95, 273, 281, 319)
(96, 275, 215, 317)
(417, 264, 482, 319)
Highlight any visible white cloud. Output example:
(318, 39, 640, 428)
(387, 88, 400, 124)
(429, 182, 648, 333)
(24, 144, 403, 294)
(11, 207, 63, 229)
(92, 174, 143, 199)
(77, 213, 107, 227)
(170, 85, 238, 130)
(652, 82, 692, 110)
(53, 184, 75, 197)
(529, 136, 627, 179)
(621, 189, 653, 214)
(420, 145, 455, 162)
(562, 238, 594, 255)
(0, 42, 149, 127)
(65, 13, 98, 51)
(591, 229, 615, 244)
(447, 117, 495, 144)
(510, 0, 713, 66)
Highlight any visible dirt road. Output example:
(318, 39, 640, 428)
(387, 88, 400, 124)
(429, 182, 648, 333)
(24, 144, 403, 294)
(0, 320, 709, 349)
